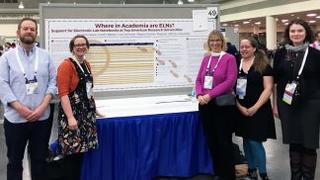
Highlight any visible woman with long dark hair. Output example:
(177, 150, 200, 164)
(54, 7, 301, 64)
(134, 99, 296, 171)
(273, 19, 320, 180)
(235, 37, 276, 180)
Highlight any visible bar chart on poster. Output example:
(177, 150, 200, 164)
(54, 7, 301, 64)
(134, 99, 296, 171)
(42, 5, 218, 92)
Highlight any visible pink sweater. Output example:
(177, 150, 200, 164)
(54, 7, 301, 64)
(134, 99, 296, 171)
(195, 53, 237, 98)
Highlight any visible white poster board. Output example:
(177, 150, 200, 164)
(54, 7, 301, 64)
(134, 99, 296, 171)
(45, 18, 216, 92)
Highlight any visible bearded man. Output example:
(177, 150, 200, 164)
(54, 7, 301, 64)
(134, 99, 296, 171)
(0, 17, 56, 180)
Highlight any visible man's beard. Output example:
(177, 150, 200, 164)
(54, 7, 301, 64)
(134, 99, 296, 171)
(20, 35, 35, 45)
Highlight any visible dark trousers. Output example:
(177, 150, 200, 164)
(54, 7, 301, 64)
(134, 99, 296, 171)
(63, 153, 83, 180)
(199, 101, 236, 180)
(289, 144, 317, 180)
(4, 118, 52, 180)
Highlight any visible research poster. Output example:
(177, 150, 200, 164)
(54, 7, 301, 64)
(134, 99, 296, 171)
(45, 19, 215, 91)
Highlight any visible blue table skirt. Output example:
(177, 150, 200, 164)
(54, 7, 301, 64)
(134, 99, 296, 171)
(81, 111, 213, 180)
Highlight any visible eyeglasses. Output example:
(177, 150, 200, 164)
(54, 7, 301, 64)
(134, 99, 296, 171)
(74, 43, 87, 48)
(209, 39, 222, 42)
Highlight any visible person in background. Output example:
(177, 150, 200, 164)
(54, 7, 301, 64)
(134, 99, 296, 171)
(11, 42, 16, 49)
(273, 19, 320, 180)
(4, 42, 12, 51)
(226, 40, 239, 59)
(235, 37, 276, 180)
(0, 45, 3, 56)
(311, 31, 320, 50)
(56, 35, 98, 180)
(0, 17, 56, 180)
(195, 30, 237, 180)
(252, 34, 268, 54)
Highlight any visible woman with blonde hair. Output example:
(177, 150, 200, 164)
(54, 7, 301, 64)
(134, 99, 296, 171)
(195, 30, 237, 179)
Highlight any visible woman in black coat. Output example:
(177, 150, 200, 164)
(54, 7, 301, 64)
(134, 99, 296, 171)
(273, 19, 320, 180)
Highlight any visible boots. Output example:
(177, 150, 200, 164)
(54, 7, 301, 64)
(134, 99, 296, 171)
(301, 150, 317, 180)
(260, 173, 271, 180)
(290, 151, 303, 180)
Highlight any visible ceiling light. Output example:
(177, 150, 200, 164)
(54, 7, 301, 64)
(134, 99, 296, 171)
(284, 22, 289, 25)
(177, 0, 183, 5)
(316, 16, 320, 19)
(234, 24, 239, 27)
(18, 1, 24, 9)
(281, 19, 288, 23)
(290, 14, 295, 17)
(309, 20, 316, 23)
(307, 13, 317, 17)
(254, 22, 261, 25)
(222, 23, 228, 26)
(188, 0, 194, 2)
(243, 21, 250, 24)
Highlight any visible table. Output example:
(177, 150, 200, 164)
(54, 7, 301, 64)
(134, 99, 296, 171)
(81, 111, 213, 180)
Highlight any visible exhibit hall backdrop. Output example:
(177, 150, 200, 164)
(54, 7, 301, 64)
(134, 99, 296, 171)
(40, 4, 219, 97)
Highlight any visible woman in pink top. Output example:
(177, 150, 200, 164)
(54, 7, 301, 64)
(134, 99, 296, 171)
(195, 30, 237, 180)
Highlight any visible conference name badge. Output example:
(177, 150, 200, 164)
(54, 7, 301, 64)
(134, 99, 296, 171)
(282, 81, 297, 105)
(26, 81, 38, 95)
(86, 82, 93, 99)
(236, 77, 247, 99)
(203, 75, 213, 89)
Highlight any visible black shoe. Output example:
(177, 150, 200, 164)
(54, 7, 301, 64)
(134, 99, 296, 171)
(247, 169, 258, 180)
(212, 175, 222, 180)
(261, 176, 270, 180)
(260, 173, 271, 180)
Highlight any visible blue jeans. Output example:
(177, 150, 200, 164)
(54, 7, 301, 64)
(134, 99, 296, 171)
(243, 139, 267, 174)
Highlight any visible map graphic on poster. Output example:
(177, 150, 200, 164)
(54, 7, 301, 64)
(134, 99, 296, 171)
(45, 19, 215, 91)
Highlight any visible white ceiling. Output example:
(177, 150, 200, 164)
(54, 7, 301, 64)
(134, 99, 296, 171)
(0, 0, 232, 9)
(0, 0, 319, 33)
(222, 9, 320, 33)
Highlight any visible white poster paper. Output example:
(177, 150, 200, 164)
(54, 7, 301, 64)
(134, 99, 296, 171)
(192, 10, 208, 31)
(45, 19, 216, 91)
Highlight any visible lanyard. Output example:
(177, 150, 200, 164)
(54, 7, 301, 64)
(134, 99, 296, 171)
(15, 47, 38, 79)
(238, 56, 255, 74)
(206, 51, 226, 73)
(296, 47, 309, 79)
(72, 56, 91, 76)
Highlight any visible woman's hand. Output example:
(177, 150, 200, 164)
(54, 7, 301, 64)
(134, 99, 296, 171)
(247, 106, 258, 117)
(197, 94, 212, 105)
(197, 95, 205, 105)
(202, 94, 212, 104)
(67, 116, 78, 130)
(96, 109, 106, 118)
(238, 104, 249, 116)
(272, 106, 279, 119)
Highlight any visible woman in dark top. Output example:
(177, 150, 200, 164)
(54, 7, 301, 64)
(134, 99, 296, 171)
(235, 37, 276, 180)
(273, 19, 320, 180)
